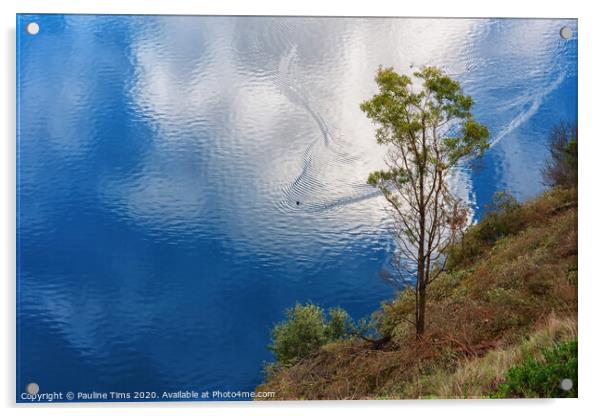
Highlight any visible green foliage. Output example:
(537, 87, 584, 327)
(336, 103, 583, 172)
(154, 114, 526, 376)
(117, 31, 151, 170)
(488, 190, 521, 213)
(325, 307, 356, 340)
(474, 191, 523, 242)
(269, 303, 355, 365)
(379, 289, 415, 338)
(446, 187, 577, 270)
(493, 340, 577, 398)
(360, 65, 489, 336)
(541, 122, 578, 188)
(360, 66, 489, 171)
(446, 190, 524, 269)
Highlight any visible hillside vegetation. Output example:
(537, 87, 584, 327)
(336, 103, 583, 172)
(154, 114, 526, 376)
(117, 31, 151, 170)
(256, 187, 577, 399)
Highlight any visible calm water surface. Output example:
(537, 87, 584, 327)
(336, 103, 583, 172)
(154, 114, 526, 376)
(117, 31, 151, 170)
(17, 15, 577, 400)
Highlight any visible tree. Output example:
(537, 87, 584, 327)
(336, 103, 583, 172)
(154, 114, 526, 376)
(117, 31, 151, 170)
(541, 122, 577, 189)
(360, 66, 489, 337)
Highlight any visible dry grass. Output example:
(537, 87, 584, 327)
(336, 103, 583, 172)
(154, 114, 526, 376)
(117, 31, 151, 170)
(391, 314, 577, 399)
(256, 188, 577, 400)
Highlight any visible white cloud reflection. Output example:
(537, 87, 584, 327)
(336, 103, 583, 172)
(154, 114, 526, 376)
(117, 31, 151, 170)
(110, 18, 483, 239)
(99, 17, 575, 252)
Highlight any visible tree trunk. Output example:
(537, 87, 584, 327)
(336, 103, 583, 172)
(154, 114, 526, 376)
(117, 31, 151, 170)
(416, 275, 426, 338)
(415, 238, 426, 338)
(415, 124, 427, 338)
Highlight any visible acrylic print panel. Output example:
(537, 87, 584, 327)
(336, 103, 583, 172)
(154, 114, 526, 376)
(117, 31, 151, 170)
(16, 14, 578, 402)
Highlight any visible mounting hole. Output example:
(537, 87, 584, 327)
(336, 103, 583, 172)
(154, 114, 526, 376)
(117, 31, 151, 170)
(559, 26, 572, 40)
(26, 382, 39, 395)
(26, 22, 40, 36)
(560, 378, 573, 391)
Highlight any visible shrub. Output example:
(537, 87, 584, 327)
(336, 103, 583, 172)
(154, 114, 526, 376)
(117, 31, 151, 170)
(325, 307, 356, 340)
(379, 289, 415, 338)
(541, 122, 577, 189)
(493, 340, 577, 398)
(446, 191, 523, 268)
(269, 303, 355, 365)
(475, 191, 522, 242)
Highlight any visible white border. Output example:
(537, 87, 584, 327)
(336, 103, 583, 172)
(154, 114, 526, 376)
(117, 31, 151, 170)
(2, 1, 600, 415)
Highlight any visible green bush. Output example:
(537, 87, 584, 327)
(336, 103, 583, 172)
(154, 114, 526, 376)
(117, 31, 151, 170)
(446, 191, 523, 269)
(493, 339, 577, 398)
(325, 307, 355, 340)
(475, 191, 522, 242)
(269, 303, 355, 365)
(541, 122, 577, 189)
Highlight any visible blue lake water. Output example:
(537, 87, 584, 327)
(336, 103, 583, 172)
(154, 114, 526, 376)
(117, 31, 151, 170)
(16, 15, 577, 401)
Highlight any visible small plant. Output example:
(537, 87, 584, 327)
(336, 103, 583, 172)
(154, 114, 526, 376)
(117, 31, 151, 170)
(269, 303, 355, 365)
(493, 340, 577, 398)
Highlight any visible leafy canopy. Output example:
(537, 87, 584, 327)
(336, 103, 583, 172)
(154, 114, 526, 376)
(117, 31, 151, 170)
(269, 303, 355, 365)
(361, 66, 489, 182)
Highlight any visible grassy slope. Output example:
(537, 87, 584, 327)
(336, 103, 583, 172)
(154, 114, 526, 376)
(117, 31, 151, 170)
(257, 188, 577, 399)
